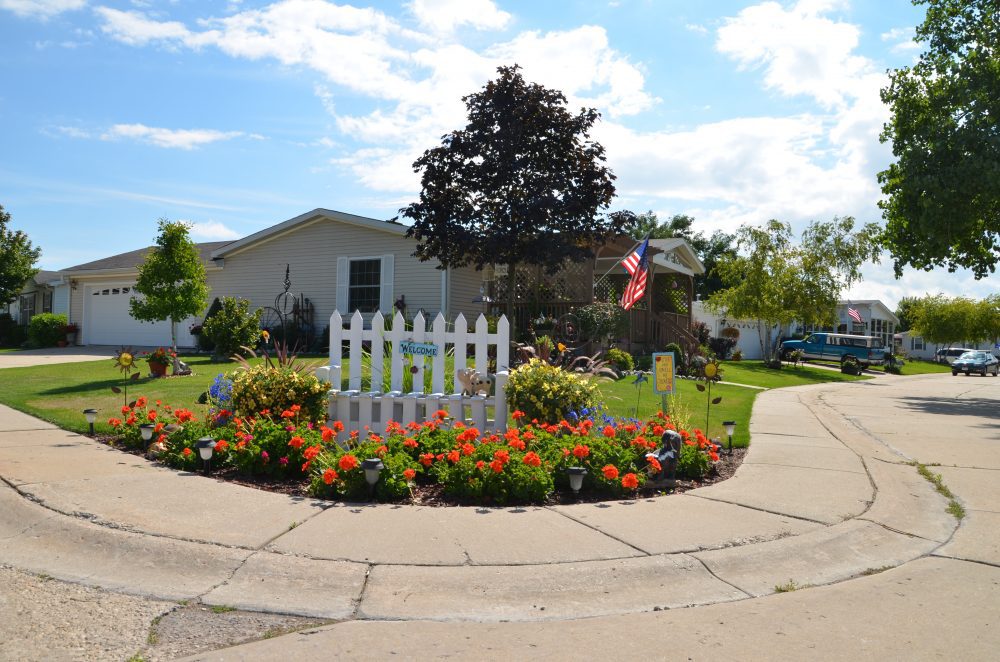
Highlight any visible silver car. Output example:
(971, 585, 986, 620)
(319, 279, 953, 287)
(951, 351, 999, 376)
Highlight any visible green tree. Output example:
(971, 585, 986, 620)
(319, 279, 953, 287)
(878, 0, 1000, 278)
(130, 220, 208, 370)
(894, 295, 923, 332)
(400, 65, 633, 322)
(0, 204, 41, 306)
(976, 294, 1000, 344)
(911, 295, 981, 347)
(706, 217, 881, 364)
(632, 211, 736, 299)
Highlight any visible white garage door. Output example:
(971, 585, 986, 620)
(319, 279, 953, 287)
(84, 284, 196, 347)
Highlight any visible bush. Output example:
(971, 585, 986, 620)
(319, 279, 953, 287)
(663, 342, 685, 374)
(27, 313, 67, 347)
(708, 337, 737, 360)
(841, 355, 863, 375)
(0, 313, 24, 346)
(731, 348, 743, 361)
(692, 321, 711, 346)
(576, 302, 628, 344)
(229, 365, 329, 423)
(201, 297, 262, 360)
(605, 347, 634, 372)
(634, 354, 652, 371)
(505, 358, 600, 424)
(195, 297, 224, 352)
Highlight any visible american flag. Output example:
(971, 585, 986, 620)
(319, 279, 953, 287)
(848, 306, 863, 324)
(620, 237, 650, 311)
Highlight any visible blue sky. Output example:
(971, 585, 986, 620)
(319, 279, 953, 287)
(1, 0, 994, 307)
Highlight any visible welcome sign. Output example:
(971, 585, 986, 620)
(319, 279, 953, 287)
(399, 341, 439, 357)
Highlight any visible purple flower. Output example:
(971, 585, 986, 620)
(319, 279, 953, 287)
(261, 451, 269, 463)
(279, 456, 289, 466)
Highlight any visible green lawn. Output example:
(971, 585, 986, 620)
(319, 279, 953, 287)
(873, 359, 952, 375)
(0, 356, 866, 451)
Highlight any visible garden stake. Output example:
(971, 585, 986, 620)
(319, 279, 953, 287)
(632, 372, 648, 418)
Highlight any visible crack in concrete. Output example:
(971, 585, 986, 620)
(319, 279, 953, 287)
(351, 564, 374, 620)
(542, 505, 653, 556)
(743, 460, 866, 475)
(685, 493, 829, 526)
(684, 553, 754, 599)
(255, 504, 332, 552)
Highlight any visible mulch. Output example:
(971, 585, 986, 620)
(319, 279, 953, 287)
(95, 434, 747, 507)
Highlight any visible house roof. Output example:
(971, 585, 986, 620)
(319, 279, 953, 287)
(62, 241, 232, 274)
(211, 208, 405, 259)
(839, 299, 899, 325)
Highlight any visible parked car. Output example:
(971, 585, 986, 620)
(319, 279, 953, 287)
(935, 348, 977, 365)
(780, 333, 886, 368)
(951, 351, 999, 376)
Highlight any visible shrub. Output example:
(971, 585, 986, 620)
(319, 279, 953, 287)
(634, 354, 652, 371)
(505, 358, 600, 424)
(229, 365, 329, 423)
(841, 355, 863, 375)
(195, 297, 224, 352)
(201, 297, 262, 360)
(0, 313, 25, 346)
(692, 321, 711, 346)
(605, 347, 634, 372)
(708, 337, 737, 360)
(731, 348, 743, 361)
(576, 302, 628, 344)
(26, 313, 67, 347)
(663, 342, 685, 374)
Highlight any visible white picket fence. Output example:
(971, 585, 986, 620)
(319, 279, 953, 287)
(320, 310, 510, 440)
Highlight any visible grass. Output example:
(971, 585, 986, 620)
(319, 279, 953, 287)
(913, 462, 965, 520)
(0, 356, 864, 450)
(210, 604, 237, 613)
(873, 359, 952, 376)
(773, 579, 799, 593)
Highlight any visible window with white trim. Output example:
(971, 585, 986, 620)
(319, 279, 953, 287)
(18, 293, 34, 326)
(348, 258, 382, 313)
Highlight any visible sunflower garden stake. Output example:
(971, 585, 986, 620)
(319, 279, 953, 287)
(112, 346, 141, 406)
(695, 359, 723, 432)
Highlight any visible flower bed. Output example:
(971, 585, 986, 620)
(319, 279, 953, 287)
(103, 379, 725, 506)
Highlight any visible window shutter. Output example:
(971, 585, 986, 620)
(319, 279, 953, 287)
(380, 254, 394, 313)
(336, 257, 349, 314)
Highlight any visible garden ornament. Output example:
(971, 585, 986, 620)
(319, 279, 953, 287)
(456, 368, 493, 396)
(646, 429, 681, 485)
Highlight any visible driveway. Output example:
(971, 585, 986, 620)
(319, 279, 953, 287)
(0, 346, 160, 369)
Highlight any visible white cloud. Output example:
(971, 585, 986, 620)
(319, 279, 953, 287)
(716, 0, 871, 109)
(101, 123, 243, 149)
(0, 0, 85, 19)
(55, 125, 91, 138)
(408, 0, 511, 33)
(186, 220, 242, 240)
(881, 26, 920, 55)
(95, 7, 209, 47)
(684, 23, 708, 35)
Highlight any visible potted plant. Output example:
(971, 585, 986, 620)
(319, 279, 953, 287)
(145, 347, 174, 377)
(63, 323, 79, 345)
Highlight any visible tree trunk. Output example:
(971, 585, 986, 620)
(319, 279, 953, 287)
(505, 263, 517, 332)
(170, 318, 180, 374)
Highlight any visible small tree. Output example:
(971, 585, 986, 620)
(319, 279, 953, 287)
(201, 297, 262, 361)
(130, 220, 208, 372)
(706, 217, 880, 365)
(0, 204, 41, 306)
(400, 65, 634, 323)
(912, 294, 989, 348)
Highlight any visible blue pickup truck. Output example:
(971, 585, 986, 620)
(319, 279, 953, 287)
(780, 333, 887, 368)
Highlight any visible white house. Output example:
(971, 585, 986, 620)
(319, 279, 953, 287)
(898, 331, 999, 361)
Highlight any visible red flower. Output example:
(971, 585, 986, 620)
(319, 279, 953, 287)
(301, 461, 311, 472)
(512, 410, 526, 420)
(489, 459, 504, 473)
(214, 440, 229, 453)
(135, 396, 147, 408)
(433, 409, 448, 421)
(288, 436, 304, 450)
(522, 431, 536, 441)
(332, 420, 344, 433)
(108, 417, 122, 427)
(126, 415, 136, 425)
(182, 447, 192, 457)
(508, 438, 526, 451)
(303, 445, 321, 461)
(493, 449, 510, 464)
(403, 468, 416, 481)
(321, 426, 335, 442)
(603, 425, 616, 438)
(522, 451, 542, 467)
(323, 468, 338, 485)
(403, 437, 419, 448)
(624, 424, 637, 434)
(461, 443, 476, 456)
(419, 453, 435, 467)
(147, 410, 157, 422)
(647, 456, 662, 474)
(338, 454, 359, 471)
(572, 444, 590, 459)
(280, 409, 295, 419)
(475, 460, 485, 470)
(446, 450, 461, 464)
(121, 405, 131, 414)
(709, 451, 720, 462)
(291, 404, 301, 413)
(376, 445, 388, 456)
(602, 464, 619, 480)
(621, 473, 639, 489)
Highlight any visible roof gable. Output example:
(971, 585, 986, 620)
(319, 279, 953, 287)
(62, 241, 231, 274)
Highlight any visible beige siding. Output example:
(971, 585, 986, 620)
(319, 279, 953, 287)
(211, 219, 444, 330)
(448, 265, 488, 324)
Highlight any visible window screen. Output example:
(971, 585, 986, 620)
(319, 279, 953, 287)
(349, 259, 381, 313)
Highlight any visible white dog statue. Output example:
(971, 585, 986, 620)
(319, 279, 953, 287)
(456, 368, 493, 396)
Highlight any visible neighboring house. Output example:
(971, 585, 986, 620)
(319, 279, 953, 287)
(693, 299, 900, 360)
(898, 331, 999, 361)
(5, 270, 69, 327)
(47, 208, 705, 349)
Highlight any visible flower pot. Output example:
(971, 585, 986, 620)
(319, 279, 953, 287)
(149, 361, 169, 377)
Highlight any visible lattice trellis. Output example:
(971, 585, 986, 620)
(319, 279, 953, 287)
(653, 274, 689, 314)
(492, 260, 593, 304)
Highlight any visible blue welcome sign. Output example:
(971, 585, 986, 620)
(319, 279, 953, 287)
(399, 341, 439, 357)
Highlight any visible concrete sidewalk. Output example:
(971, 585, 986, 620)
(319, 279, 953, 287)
(1, 372, 998, 659)
(0, 345, 163, 369)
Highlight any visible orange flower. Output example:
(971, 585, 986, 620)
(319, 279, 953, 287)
(508, 438, 526, 451)
(647, 456, 662, 474)
(522, 431, 536, 441)
(182, 447, 192, 457)
(338, 454, 359, 471)
(493, 449, 510, 464)
(603, 425, 616, 438)
(214, 440, 229, 453)
(301, 461, 311, 472)
(290, 404, 301, 413)
(621, 473, 639, 489)
(461, 443, 476, 456)
(376, 445, 388, 456)
(419, 453, 434, 467)
(489, 459, 504, 473)
(475, 460, 486, 470)
(323, 468, 338, 485)
(602, 464, 619, 480)
(447, 450, 461, 464)
(332, 420, 344, 433)
(303, 445, 321, 461)
(108, 417, 122, 427)
(136, 396, 147, 408)
(403, 468, 416, 481)
(121, 405, 131, 414)
(403, 437, 419, 448)
(522, 451, 541, 467)
(512, 410, 526, 420)
(280, 409, 295, 419)
(321, 426, 335, 442)
(147, 410, 157, 422)
(433, 409, 448, 421)
(288, 436, 304, 450)
(572, 444, 590, 459)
